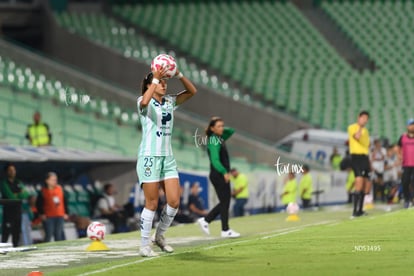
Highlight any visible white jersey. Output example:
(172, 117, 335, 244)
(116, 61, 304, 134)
(137, 95, 178, 156)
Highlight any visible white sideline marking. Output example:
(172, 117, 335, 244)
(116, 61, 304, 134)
(77, 220, 336, 276)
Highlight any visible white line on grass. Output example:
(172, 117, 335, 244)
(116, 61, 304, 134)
(204, 220, 335, 249)
(77, 220, 336, 276)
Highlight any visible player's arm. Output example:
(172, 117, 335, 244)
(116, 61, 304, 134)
(175, 70, 197, 105)
(222, 127, 235, 141)
(140, 67, 168, 109)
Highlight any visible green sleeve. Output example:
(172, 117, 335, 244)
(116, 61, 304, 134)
(17, 182, 30, 200)
(0, 180, 18, 199)
(208, 142, 228, 175)
(222, 127, 235, 141)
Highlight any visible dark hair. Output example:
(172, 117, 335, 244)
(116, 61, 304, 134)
(104, 183, 113, 193)
(302, 164, 310, 172)
(141, 72, 153, 95)
(3, 162, 14, 172)
(359, 110, 370, 117)
(205, 116, 223, 136)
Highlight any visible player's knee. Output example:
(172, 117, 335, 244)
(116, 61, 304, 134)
(167, 198, 180, 209)
(145, 199, 158, 211)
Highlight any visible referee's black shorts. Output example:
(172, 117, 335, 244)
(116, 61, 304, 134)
(351, 154, 371, 178)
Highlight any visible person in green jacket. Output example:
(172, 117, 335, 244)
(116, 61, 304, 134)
(0, 163, 32, 246)
(197, 117, 240, 238)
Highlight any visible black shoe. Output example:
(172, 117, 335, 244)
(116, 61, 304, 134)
(350, 212, 360, 219)
(357, 211, 368, 216)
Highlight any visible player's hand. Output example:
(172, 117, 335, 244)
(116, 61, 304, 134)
(152, 65, 169, 80)
(63, 214, 69, 221)
(224, 173, 231, 183)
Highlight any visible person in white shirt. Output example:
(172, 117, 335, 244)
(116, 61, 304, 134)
(94, 183, 126, 233)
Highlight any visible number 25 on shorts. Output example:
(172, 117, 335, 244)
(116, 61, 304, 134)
(144, 157, 154, 168)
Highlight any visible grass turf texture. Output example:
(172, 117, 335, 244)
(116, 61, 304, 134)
(1, 207, 413, 276)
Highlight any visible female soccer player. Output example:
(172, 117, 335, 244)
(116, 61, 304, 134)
(197, 117, 240, 238)
(137, 66, 197, 257)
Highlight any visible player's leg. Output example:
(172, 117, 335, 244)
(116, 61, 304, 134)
(153, 177, 180, 253)
(137, 156, 161, 256)
(140, 182, 159, 256)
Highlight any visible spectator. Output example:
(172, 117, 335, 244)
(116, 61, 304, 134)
(383, 145, 400, 204)
(25, 111, 52, 146)
(371, 139, 386, 202)
(174, 186, 194, 224)
(230, 168, 249, 217)
(299, 165, 313, 209)
(188, 182, 208, 220)
(37, 172, 68, 242)
(397, 118, 414, 208)
(93, 183, 127, 233)
(0, 163, 32, 246)
(280, 172, 298, 208)
(330, 147, 343, 171)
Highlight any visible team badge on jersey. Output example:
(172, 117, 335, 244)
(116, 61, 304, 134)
(144, 167, 152, 177)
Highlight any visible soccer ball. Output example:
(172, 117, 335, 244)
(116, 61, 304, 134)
(151, 54, 177, 78)
(87, 221, 106, 241)
(286, 202, 300, 215)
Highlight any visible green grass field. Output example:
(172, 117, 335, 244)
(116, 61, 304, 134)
(1, 206, 413, 276)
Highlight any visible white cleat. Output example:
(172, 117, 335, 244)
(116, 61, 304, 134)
(197, 217, 210, 235)
(152, 234, 174, 253)
(221, 229, 240, 238)
(139, 245, 159, 257)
